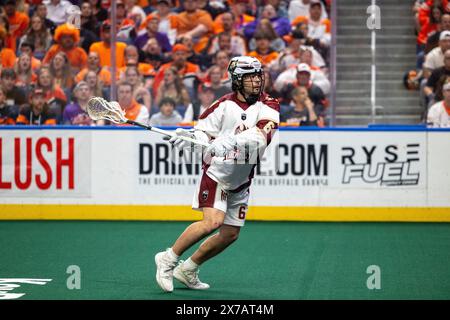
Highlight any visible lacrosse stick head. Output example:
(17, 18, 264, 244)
(87, 97, 127, 124)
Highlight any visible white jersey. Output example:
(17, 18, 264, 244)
(195, 92, 280, 191)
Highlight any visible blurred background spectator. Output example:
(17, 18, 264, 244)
(148, 96, 182, 126)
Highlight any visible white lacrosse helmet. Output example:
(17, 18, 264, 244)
(228, 56, 264, 103)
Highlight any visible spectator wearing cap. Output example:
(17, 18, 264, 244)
(243, 4, 291, 41)
(425, 14, 450, 54)
(134, 14, 172, 53)
(248, 31, 279, 67)
(116, 81, 149, 124)
(274, 62, 330, 97)
(424, 49, 450, 106)
(0, 26, 16, 69)
(17, 42, 42, 72)
(148, 96, 182, 126)
(4, 0, 30, 53)
(63, 81, 97, 125)
(0, 86, 17, 125)
(89, 22, 127, 69)
(291, 0, 331, 52)
(44, 0, 74, 26)
(182, 84, 215, 122)
(288, 0, 328, 22)
(282, 86, 323, 126)
(75, 51, 112, 86)
(0, 68, 27, 109)
(427, 79, 450, 127)
(275, 63, 326, 107)
(18, 15, 53, 61)
(16, 88, 58, 125)
(268, 30, 325, 78)
(152, 43, 200, 99)
(43, 24, 88, 75)
(171, 0, 214, 53)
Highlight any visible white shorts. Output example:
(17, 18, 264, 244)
(192, 172, 250, 227)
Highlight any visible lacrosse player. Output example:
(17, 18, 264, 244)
(155, 56, 280, 292)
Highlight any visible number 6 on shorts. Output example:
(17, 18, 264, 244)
(238, 206, 247, 219)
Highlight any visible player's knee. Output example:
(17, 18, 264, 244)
(203, 219, 223, 233)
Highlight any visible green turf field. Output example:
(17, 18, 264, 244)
(1, 221, 449, 300)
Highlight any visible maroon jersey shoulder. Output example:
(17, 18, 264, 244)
(260, 93, 280, 112)
(198, 93, 235, 119)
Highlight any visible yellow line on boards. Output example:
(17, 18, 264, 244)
(1, 205, 450, 222)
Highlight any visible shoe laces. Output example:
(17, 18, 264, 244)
(178, 260, 201, 285)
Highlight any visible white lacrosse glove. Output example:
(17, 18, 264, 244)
(205, 135, 237, 157)
(167, 128, 196, 149)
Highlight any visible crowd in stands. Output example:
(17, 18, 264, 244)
(0, 0, 332, 127)
(412, 0, 450, 126)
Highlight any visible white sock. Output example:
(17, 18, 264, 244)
(183, 257, 199, 271)
(166, 247, 179, 261)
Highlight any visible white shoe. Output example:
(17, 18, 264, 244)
(155, 249, 177, 292)
(173, 260, 210, 290)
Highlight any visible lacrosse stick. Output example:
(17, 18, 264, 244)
(87, 97, 209, 147)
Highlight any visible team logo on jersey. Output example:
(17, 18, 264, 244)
(241, 113, 247, 120)
(202, 190, 209, 201)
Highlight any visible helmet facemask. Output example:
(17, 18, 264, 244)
(239, 71, 265, 105)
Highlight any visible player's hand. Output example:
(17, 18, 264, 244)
(167, 128, 196, 149)
(205, 135, 237, 157)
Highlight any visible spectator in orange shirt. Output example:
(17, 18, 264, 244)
(213, 0, 255, 36)
(36, 66, 68, 121)
(116, 81, 149, 123)
(152, 43, 200, 99)
(16, 87, 58, 125)
(89, 21, 127, 69)
(122, 66, 153, 112)
(43, 24, 88, 75)
(120, 45, 156, 79)
(0, 15, 14, 50)
(18, 42, 42, 72)
(248, 31, 279, 67)
(0, 26, 16, 69)
(75, 51, 112, 86)
(172, 0, 214, 53)
(19, 15, 53, 60)
(291, 0, 331, 52)
(207, 12, 247, 57)
(4, 0, 30, 53)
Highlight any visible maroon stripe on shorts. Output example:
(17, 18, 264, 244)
(198, 173, 218, 208)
